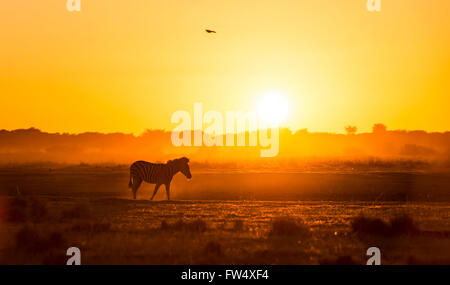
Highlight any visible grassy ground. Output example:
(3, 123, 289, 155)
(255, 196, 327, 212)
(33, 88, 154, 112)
(0, 165, 449, 264)
(1, 165, 450, 201)
(0, 196, 449, 265)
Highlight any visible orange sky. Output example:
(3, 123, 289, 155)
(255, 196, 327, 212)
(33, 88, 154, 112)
(1, 0, 449, 134)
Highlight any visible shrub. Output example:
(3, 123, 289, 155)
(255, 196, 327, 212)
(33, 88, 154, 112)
(390, 215, 419, 235)
(269, 217, 310, 237)
(351, 215, 420, 237)
(351, 216, 391, 236)
(6, 198, 48, 223)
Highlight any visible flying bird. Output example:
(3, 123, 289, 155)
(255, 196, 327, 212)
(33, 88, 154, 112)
(205, 29, 216, 34)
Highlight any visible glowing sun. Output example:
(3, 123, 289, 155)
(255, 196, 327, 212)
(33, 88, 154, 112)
(257, 93, 289, 126)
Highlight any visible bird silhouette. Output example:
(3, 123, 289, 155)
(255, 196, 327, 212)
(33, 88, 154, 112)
(205, 29, 216, 34)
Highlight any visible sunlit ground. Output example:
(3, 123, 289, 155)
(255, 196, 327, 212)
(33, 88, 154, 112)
(0, 197, 449, 265)
(0, 165, 449, 264)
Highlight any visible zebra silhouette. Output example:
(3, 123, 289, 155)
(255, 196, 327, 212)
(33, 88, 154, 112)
(128, 157, 192, 200)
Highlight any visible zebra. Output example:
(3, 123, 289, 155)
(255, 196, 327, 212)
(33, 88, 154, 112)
(128, 157, 192, 200)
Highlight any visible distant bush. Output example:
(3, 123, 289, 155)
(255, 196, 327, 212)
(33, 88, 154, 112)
(345, 126, 357, 135)
(269, 217, 310, 237)
(389, 215, 419, 235)
(372, 123, 387, 133)
(6, 197, 48, 223)
(351, 216, 391, 236)
(351, 215, 419, 237)
(160, 219, 207, 233)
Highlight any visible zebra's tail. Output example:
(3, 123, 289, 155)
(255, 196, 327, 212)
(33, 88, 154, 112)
(128, 173, 133, 188)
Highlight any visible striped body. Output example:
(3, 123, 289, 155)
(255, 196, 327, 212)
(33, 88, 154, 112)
(128, 157, 191, 200)
(130, 161, 175, 184)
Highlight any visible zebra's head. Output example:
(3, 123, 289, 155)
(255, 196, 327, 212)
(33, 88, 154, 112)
(172, 157, 192, 179)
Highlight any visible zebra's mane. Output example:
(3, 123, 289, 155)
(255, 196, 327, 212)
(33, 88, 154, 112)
(166, 157, 189, 165)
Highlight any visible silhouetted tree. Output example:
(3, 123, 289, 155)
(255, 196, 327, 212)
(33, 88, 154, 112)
(372, 123, 387, 133)
(345, 126, 357, 135)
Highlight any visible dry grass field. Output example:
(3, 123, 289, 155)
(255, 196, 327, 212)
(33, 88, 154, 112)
(0, 165, 449, 265)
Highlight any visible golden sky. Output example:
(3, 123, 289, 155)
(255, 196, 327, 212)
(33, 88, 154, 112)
(1, 0, 449, 134)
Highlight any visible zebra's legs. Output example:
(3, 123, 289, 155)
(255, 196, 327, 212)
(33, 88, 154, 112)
(151, 183, 161, 200)
(165, 183, 170, 200)
(132, 178, 142, 200)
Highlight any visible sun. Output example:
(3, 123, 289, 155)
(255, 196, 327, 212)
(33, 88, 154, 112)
(257, 93, 289, 126)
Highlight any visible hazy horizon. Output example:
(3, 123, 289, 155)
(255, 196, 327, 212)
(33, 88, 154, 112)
(2, 123, 450, 136)
(1, 126, 449, 166)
